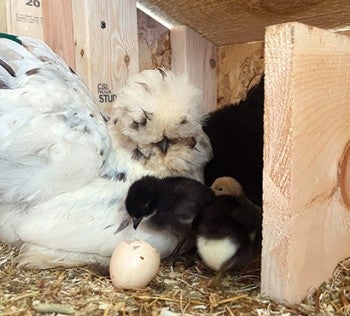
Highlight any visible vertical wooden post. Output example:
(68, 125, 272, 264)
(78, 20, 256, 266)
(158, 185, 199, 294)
(42, 0, 139, 114)
(262, 22, 350, 303)
(171, 25, 217, 112)
(0, 0, 8, 33)
(71, 0, 139, 114)
(42, 0, 75, 69)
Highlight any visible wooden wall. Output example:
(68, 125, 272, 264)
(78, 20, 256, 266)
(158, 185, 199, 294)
(217, 41, 264, 107)
(0, 0, 216, 113)
(137, 9, 171, 71)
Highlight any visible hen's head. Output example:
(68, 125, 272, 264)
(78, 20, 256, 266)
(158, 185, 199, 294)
(109, 69, 212, 181)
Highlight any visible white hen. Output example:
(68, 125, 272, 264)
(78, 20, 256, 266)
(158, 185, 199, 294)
(0, 35, 212, 269)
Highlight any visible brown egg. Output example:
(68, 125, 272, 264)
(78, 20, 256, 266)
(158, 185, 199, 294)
(109, 240, 161, 289)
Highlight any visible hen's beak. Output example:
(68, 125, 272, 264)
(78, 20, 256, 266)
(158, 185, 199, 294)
(156, 136, 170, 154)
(133, 217, 142, 230)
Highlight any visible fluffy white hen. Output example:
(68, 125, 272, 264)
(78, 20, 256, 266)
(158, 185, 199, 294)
(0, 35, 212, 269)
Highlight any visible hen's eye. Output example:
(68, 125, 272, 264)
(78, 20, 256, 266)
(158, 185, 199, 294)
(131, 117, 147, 130)
(130, 120, 139, 130)
(185, 137, 197, 149)
(139, 117, 147, 127)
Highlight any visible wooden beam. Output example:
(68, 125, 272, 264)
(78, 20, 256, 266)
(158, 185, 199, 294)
(171, 25, 217, 112)
(4, 0, 43, 39)
(42, 0, 75, 69)
(138, 0, 350, 46)
(262, 22, 350, 303)
(71, 0, 139, 113)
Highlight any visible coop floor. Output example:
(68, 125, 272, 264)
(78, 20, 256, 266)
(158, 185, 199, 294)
(0, 242, 349, 315)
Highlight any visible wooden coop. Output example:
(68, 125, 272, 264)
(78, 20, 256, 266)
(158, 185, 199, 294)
(1, 0, 350, 306)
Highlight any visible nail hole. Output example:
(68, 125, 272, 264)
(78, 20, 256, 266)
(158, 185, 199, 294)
(101, 21, 107, 29)
(209, 58, 216, 69)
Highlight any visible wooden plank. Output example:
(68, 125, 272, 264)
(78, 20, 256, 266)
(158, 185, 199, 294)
(138, 0, 350, 46)
(0, 0, 7, 33)
(137, 8, 171, 71)
(71, 0, 139, 113)
(262, 22, 350, 303)
(171, 25, 217, 112)
(42, 0, 75, 69)
(217, 41, 264, 108)
(4, 0, 43, 39)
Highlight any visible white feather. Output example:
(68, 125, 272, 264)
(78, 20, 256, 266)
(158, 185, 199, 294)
(0, 36, 212, 268)
(196, 236, 239, 271)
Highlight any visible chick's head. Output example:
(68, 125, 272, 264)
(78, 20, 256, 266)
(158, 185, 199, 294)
(125, 176, 159, 229)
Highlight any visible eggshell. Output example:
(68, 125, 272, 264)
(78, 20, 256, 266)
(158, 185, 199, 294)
(109, 240, 160, 289)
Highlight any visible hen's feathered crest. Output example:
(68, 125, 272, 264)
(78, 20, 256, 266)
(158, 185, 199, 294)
(109, 69, 212, 180)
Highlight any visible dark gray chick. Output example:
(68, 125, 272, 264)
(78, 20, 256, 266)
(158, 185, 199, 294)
(125, 175, 215, 261)
(192, 177, 262, 286)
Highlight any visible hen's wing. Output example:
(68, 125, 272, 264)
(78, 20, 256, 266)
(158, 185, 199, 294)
(0, 36, 116, 204)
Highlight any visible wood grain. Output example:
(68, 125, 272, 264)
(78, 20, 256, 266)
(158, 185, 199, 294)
(262, 22, 350, 303)
(171, 25, 216, 112)
(71, 0, 139, 114)
(42, 0, 75, 69)
(0, 0, 7, 33)
(138, 0, 350, 45)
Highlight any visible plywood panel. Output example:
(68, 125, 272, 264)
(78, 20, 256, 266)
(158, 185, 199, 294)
(0, 0, 7, 33)
(262, 22, 350, 303)
(217, 41, 264, 108)
(171, 25, 216, 112)
(137, 9, 171, 71)
(4, 0, 43, 39)
(71, 0, 139, 113)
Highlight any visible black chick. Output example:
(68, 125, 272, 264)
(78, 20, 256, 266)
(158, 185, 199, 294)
(203, 77, 264, 206)
(192, 189, 262, 286)
(125, 175, 215, 261)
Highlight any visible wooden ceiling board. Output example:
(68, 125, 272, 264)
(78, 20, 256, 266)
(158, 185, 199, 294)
(138, 0, 350, 45)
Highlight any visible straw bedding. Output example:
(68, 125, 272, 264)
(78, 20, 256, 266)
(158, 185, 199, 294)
(1, 242, 349, 315)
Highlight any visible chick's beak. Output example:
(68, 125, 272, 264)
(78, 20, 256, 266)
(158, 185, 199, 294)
(133, 217, 142, 230)
(156, 136, 170, 154)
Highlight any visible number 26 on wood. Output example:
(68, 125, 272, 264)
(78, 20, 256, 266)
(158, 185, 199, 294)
(26, 0, 41, 8)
